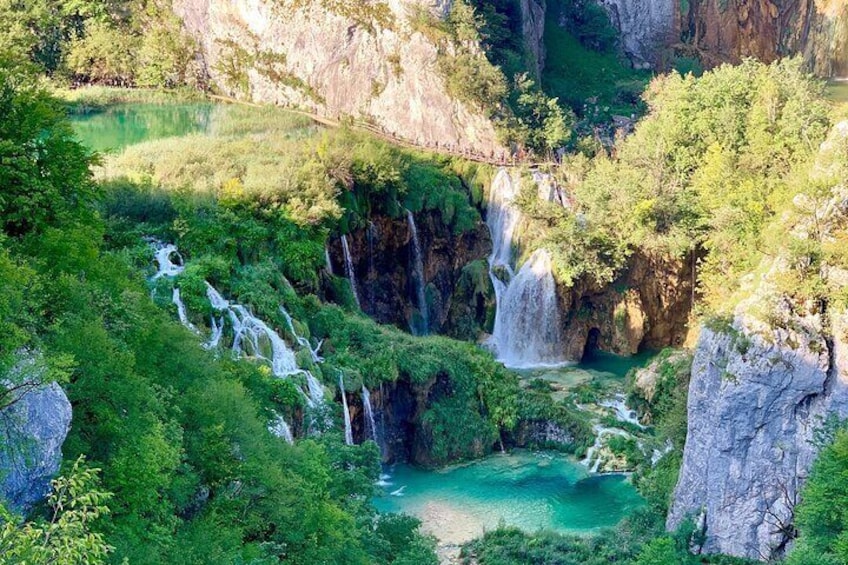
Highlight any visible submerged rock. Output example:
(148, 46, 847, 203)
(0, 379, 72, 511)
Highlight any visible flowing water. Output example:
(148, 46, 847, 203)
(340, 235, 361, 308)
(340, 374, 354, 446)
(361, 385, 380, 448)
(406, 210, 429, 335)
(486, 170, 567, 368)
(374, 450, 643, 544)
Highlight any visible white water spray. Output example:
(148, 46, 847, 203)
(268, 413, 294, 444)
(485, 169, 567, 368)
(406, 210, 429, 335)
(340, 235, 361, 308)
(339, 374, 354, 446)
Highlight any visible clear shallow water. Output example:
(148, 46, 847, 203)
(517, 350, 655, 397)
(70, 103, 216, 153)
(373, 451, 643, 543)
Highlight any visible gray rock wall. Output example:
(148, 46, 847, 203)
(0, 381, 72, 511)
(668, 298, 848, 560)
(174, 0, 504, 157)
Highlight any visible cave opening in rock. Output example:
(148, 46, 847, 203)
(582, 328, 601, 361)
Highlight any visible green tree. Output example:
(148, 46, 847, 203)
(0, 457, 113, 565)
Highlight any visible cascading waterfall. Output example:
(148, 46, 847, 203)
(406, 210, 429, 335)
(152, 242, 185, 279)
(361, 385, 385, 457)
(268, 413, 294, 444)
(339, 374, 354, 446)
(486, 169, 567, 368)
(581, 425, 632, 473)
(172, 288, 199, 334)
(280, 305, 323, 363)
(340, 235, 361, 308)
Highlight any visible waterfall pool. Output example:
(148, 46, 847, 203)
(373, 450, 644, 544)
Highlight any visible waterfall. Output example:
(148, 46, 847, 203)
(324, 245, 333, 274)
(172, 288, 199, 334)
(406, 210, 429, 335)
(581, 425, 632, 473)
(339, 374, 354, 446)
(152, 242, 185, 279)
(485, 169, 567, 368)
(599, 394, 644, 428)
(340, 235, 361, 308)
(205, 281, 325, 406)
(361, 385, 377, 442)
(268, 413, 294, 444)
(203, 316, 224, 350)
(280, 304, 323, 363)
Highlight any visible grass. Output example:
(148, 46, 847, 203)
(541, 4, 650, 122)
(53, 85, 209, 113)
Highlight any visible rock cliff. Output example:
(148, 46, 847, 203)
(601, 0, 848, 76)
(668, 123, 848, 560)
(0, 356, 72, 511)
(173, 0, 505, 156)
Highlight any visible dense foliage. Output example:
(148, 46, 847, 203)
(0, 55, 515, 564)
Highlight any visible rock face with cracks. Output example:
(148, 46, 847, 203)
(173, 0, 505, 156)
(0, 375, 72, 511)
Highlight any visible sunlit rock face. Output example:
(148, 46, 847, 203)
(0, 356, 72, 511)
(173, 0, 505, 156)
(597, 0, 677, 67)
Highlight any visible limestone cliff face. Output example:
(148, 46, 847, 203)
(0, 356, 72, 511)
(173, 0, 504, 155)
(598, 0, 677, 67)
(600, 0, 848, 76)
(682, 0, 848, 76)
(668, 123, 848, 560)
(668, 293, 848, 559)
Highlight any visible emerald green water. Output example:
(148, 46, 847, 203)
(70, 103, 215, 153)
(374, 451, 643, 543)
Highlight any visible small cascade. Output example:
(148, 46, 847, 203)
(172, 287, 199, 334)
(581, 425, 632, 473)
(340, 235, 361, 308)
(203, 316, 225, 350)
(361, 385, 378, 443)
(205, 281, 325, 406)
(339, 374, 354, 446)
(485, 169, 567, 368)
(280, 305, 323, 363)
(406, 210, 429, 335)
(366, 221, 378, 308)
(152, 243, 185, 279)
(324, 245, 334, 274)
(268, 413, 294, 444)
(599, 394, 644, 428)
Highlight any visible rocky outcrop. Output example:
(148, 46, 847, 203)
(558, 250, 694, 360)
(668, 294, 848, 559)
(327, 209, 492, 336)
(520, 0, 547, 78)
(0, 375, 72, 511)
(597, 0, 677, 67)
(173, 0, 504, 156)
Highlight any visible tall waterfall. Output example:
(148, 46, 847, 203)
(361, 385, 380, 448)
(406, 210, 429, 335)
(339, 374, 354, 446)
(486, 169, 567, 368)
(340, 235, 361, 308)
(324, 245, 333, 274)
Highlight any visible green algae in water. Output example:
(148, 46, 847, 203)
(70, 103, 216, 153)
(373, 450, 644, 543)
